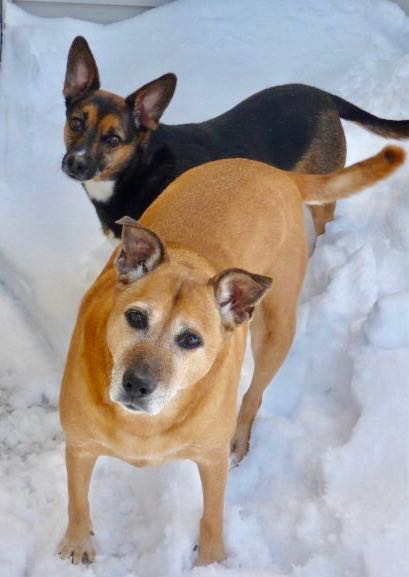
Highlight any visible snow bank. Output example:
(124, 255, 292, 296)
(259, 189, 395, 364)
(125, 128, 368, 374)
(0, 1, 408, 576)
(365, 291, 409, 348)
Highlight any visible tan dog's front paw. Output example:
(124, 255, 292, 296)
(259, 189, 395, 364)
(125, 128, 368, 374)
(196, 545, 225, 566)
(230, 429, 250, 467)
(195, 518, 225, 566)
(59, 529, 96, 565)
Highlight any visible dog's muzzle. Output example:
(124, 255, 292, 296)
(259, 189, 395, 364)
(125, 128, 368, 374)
(117, 367, 158, 412)
(62, 152, 96, 182)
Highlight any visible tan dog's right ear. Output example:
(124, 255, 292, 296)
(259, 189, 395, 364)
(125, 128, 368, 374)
(210, 268, 272, 329)
(115, 217, 166, 283)
(64, 36, 100, 102)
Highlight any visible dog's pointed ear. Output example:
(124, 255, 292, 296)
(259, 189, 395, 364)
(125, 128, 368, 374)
(210, 268, 272, 328)
(115, 217, 166, 283)
(125, 73, 177, 130)
(64, 36, 100, 102)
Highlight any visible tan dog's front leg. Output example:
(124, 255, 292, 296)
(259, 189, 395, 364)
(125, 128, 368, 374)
(59, 446, 97, 564)
(195, 454, 228, 566)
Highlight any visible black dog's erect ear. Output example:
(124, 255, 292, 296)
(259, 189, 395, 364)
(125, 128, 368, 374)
(210, 268, 272, 328)
(115, 217, 166, 283)
(64, 36, 100, 102)
(125, 73, 177, 130)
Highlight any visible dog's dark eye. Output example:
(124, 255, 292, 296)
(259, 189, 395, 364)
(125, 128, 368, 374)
(176, 331, 203, 350)
(126, 309, 148, 330)
(69, 117, 83, 133)
(105, 134, 121, 148)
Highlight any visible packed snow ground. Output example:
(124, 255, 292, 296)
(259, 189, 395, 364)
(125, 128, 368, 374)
(0, 1, 409, 576)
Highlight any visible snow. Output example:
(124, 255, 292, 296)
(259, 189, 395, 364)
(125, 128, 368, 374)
(365, 291, 409, 348)
(0, 0, 408, 576)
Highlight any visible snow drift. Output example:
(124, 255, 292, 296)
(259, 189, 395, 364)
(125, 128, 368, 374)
(0, 1, 408, 576)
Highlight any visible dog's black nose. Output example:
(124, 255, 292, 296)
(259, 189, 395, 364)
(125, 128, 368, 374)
(63, 153, 89, 180)
(122, 368, 157, 398)
(68, 155, 86, 175)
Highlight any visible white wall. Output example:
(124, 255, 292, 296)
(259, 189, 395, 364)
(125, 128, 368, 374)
(9, 0, 172, 23)
(4, 0, 409, 26)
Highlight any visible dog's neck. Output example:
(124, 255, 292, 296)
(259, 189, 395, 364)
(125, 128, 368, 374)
(82, 118, 237, 238)
(86, 127, 181, 237)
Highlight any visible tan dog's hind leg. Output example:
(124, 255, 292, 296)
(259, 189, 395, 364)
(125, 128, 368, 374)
(231, 301, 297, 466)
(195, 454, 229, 566)
(59, 447, 97, 564)
(308, 202, 336, 235)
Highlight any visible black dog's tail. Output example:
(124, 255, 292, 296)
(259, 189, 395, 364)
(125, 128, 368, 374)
(332, 94, 409, 139)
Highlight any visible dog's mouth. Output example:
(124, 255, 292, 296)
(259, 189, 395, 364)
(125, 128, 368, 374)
(109, 373, 176, 416)
(63, 171, 90, 183)
(113, 394, 150, 414)
(122, 401, 144, 412)
(111, 391, 172, 416)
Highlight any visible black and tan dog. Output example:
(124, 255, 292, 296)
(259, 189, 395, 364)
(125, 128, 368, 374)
(62, 36, 409, 237)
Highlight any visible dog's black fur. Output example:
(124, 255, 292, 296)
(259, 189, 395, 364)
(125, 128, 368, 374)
(91, 85, 343, 237)
(63, 37, 409, 237)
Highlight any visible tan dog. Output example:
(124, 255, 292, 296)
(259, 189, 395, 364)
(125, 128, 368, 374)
(59, 146, 404, 566)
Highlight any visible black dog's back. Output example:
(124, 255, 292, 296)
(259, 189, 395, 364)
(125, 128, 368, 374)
(102, 84, 345, 236)
(154, 84, 339, 170)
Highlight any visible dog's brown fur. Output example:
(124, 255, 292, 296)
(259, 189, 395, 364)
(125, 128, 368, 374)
(294, 109, 347, 233)
(59, 146, 404, 567)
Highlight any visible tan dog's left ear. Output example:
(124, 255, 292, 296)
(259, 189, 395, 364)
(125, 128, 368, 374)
(115, 217, 166, 283)
(210, 268, 272, 328)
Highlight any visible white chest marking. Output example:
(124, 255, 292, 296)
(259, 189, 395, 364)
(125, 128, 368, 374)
(84, 180, 115, 203)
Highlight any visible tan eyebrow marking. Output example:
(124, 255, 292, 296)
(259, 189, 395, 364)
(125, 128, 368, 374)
(100, 113, 126, 139)
(80, 104, 98, 127)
